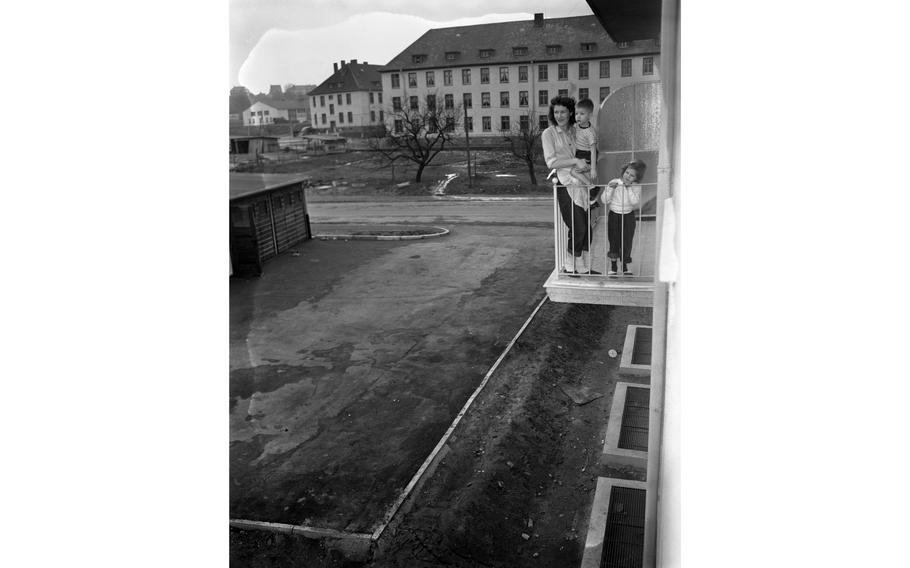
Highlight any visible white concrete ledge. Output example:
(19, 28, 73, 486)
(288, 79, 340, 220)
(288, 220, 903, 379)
(601, 382, 650, 469)
(619, 325, 652, 376)
(580, 476, 648, 568)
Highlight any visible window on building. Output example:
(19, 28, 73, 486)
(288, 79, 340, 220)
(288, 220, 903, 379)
(462, 69, 471, 85)
(513, 47, 528, 57)
(394, 119, 403, 133)
(312, 97, 316, 107)
(409, 96, 419, 110)
(444, 94, 454, 109)
(428, 117, 438, 133)
(336, 95, 342, 106)
(518, 66, 528, 82)
(558, 63, 568, 80)
(444, 70, 452, 86)
(481, 67, 490, 84)
(579, 88, 589, 101)
(463, 93, 472, 108)
(519, 91, 528, 107)
(379, 110, 384, 121)
(408, 72, 417, 87)
(599, 86, 611, 102)
(558, 89, 568, 97)
(520, 115, 529, 131)
(465, 116, 474, 131)
(579, 62, 589, 80)
(371, 110, 376, 122)
(621, 59, 632, 77)
(643, 57, 654, 75)
(500, 91, 509, 107)
(479, 49, 493, 58)
(538, 89, 548, 106)
(539, 115, 549, 130)
(329, 104, 334, 114)
(481, 92, 490, 108)
(444, 116, 455, 132)
(393, 97, 402, 111)
(581, 42, 597, 52)
(617, 41, 630, 48)
(538, 64, 548, 81)
(346, 93, 351, 104)
(320, 95, 325, 106)
(391, 74, 400, 88)
(445, 51, 459, 61)
(426, 71, 435, 87)
(329, 94, 333, 101)
(347, 111, 352, 123)
(426, 94, 436, 109)
(482, 116, 491, 132)
(256, 110, 262, 116)
(412, 54, 427, 63)
(339, 113, 344, 124)
(546, 45, 562, 54)
(321, 113, 326, 124)
(500, 67, 509, 83)
(600, 61, 610, 78)
(378, 93, 383, 104)
(369, 92, 374, 104)
(500, 116, 510, 131)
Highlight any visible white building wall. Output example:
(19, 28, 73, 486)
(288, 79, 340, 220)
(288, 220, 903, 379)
(242, 101, 290, 125)
(308, 91, 384, 131)
(381, 54, 661, 137)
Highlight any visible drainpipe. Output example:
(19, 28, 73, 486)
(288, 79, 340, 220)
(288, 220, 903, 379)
(643, 0, 680, 567)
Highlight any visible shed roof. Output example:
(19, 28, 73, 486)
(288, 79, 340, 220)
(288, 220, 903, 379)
(308, 62, 383, 96)
(229, 173, 310, 201)
(380, 15, 658, 72)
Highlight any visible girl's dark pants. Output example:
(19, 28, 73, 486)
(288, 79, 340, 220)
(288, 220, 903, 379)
(608, 210, 636, 265)
(556, 185, 591, 257)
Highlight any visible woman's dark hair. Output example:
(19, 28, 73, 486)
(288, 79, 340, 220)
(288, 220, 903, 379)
(548, 95, 576, 126)
(621, 159, 647, 182)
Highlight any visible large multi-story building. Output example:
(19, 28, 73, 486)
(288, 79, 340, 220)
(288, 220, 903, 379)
(379, 13, 660, 136)
(307, 60, 385, 134)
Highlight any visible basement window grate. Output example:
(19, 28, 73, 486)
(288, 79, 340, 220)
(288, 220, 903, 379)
(630, 327, 652, 365)
(600, 486, 646, 568)
(618, 387, 649, 452)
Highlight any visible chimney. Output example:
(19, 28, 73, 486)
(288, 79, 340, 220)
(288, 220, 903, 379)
(341, 60, 346, 67)
(333, 62, 338, 72)
(350, 59, 358, 65)
(534, 13, 544, 26)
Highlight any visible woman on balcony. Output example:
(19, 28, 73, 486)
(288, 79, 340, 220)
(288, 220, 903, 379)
(541, 95, 596, 275)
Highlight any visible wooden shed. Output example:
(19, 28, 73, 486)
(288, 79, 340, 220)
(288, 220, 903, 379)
(229, 135, 280, 156)
(230, 173, 311, 277)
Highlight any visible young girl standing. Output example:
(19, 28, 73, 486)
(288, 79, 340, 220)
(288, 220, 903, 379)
(600, 159, 646, 276)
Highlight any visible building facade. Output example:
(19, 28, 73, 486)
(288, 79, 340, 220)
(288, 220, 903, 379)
(379, 13, 660, 137)
(242, 98, 310, 126)
(308, 60, 385, 134)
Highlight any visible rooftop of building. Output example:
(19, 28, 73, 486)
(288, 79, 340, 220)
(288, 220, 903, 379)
(308, 61, 384, 96)
(380, 14, 658, 72)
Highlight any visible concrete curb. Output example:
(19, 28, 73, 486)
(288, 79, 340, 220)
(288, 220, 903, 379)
(314, 226, 450, 241)
(433, 195, 550, 202)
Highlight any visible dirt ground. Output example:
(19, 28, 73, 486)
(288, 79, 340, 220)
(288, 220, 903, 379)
(234, 148, 552, 197)
(230, 300, 651, 567)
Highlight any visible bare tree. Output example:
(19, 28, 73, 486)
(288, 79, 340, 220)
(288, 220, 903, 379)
(374, 95, 462, 182)
(500, 110, 544, 185)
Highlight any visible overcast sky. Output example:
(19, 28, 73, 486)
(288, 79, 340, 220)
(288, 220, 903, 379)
(231, 0, 595, 93)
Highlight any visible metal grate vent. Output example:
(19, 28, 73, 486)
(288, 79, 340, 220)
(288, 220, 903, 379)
(618, 387, 649, 451)
(600, 486, 646, 568)
(630, 326, 652, 365)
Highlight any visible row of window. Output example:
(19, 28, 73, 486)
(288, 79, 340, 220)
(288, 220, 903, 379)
(391, 58, 652, 89)
(392, 114, 550, 134)
(313, 91, 383, 108)
(391, 86, 612, 112)
(316, 110, 385, 126)
(413, 42, 634, 63)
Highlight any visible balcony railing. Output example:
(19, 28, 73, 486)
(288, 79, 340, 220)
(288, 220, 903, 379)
(544, 177, 657, 307)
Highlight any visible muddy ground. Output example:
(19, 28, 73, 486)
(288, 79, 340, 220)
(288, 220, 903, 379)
(230, 300, 651, 567)
(236, 149, 552, 197)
